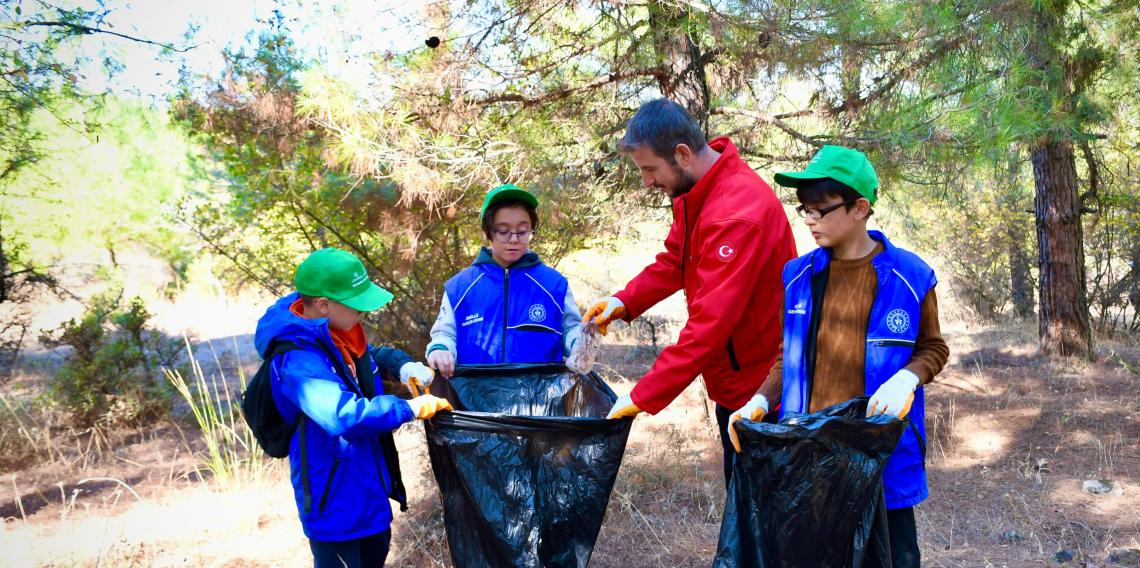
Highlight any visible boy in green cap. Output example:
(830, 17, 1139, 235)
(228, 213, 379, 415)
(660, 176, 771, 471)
(426, 183, 586, 374)
(728, 146, 949, 567)
(254, 247, 453, 568)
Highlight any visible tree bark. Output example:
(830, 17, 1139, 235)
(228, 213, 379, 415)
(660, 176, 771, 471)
(1031, 140, 1093, 358)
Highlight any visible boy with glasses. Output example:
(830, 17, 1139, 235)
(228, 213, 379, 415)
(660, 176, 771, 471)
(426, 184, 584, 376)
(729, 145, 949, 568)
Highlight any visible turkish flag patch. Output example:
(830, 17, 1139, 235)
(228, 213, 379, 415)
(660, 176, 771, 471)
(716, 242, 736, 262)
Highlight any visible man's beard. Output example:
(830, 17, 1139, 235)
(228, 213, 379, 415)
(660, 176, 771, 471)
(666, 164, 697, 198)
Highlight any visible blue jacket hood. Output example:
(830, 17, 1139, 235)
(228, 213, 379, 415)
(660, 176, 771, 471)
(473, 247, 542, 269)
(254, 292, 335, 359)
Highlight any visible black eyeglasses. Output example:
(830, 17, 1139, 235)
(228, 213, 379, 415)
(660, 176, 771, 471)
(491, 229, 534, 243)
(796, 199, 856, 220)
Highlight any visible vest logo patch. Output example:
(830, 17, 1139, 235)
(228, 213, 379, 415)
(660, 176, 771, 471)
(886, 309, 910, 334)
(717, 242, 736, 262)
(462, 313, 484, 327)
(528, 303, 547, 322)
(788, 301, 807, 316)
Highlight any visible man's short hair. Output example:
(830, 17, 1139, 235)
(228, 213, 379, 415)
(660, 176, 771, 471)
(618, 99, 707, 163)
(795, 178, 875, 216)
(481, 198, 539, 239)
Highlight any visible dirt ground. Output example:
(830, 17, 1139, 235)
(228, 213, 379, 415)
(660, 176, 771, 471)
(3, 227, 1139, 567)
(3, 316, 1139, 568)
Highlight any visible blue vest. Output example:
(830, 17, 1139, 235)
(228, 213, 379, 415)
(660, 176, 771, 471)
(444, 256, 567, 364)
(779, 230, 936, 509)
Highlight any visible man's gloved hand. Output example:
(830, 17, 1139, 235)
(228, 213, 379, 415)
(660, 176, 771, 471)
(399, 362, 435, 396)
(867, 369, 919, 418)
(728, 394, 769, 453)
(407, 395, 454, 420)
(426, 349, 456, 380)
(582, 296, 627, 336)
(606, 393, 642, 419)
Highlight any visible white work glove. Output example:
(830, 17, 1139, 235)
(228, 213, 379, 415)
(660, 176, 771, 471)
(728, 394, 769, 453)
(582, 296, 626, 336)
(399, 361, 435, 396)
(426, 348, 456, 380)
(867, 369, 920, 418)
(606, 393, 643, 419)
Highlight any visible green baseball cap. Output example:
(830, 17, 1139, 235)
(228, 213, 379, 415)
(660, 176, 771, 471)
(480, 183, 539, 219)
(773, 145, 879, 205)
(294, 248, 394, 312)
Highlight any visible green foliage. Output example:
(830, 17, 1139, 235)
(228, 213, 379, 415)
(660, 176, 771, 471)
(1, 98, 201, 285)
(39, 292, 185, 429)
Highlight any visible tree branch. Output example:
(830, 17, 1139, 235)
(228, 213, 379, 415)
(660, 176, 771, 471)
(468, 66, 666, 108)
(712, 106, 820, 147)
(21, 21, 195, 53)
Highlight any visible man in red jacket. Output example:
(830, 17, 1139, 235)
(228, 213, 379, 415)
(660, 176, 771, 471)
(584, 99, 796, 485)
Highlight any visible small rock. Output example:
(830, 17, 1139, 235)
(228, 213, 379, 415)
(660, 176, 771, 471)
(1053, 549, 1073, 563)
(1083, 479, 1124, 496)
(1108, 548, 1140, 566)
(999, 529, 1024, 543)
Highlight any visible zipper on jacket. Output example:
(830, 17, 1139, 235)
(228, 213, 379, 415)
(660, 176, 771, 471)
(318, 457, 341, 513)
(726, 339, 741, 371)
(870, 338, 916, 347)
(502, 268, 510, 363)
(300, 420, 312, 514)
(680, 199, 690, 290)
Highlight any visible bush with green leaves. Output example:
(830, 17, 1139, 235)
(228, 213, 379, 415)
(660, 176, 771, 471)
(39, 293, 185, 429)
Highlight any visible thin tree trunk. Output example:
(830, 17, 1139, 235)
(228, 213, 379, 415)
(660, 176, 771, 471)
(1031, 140, 1093, 358)
(1004, 152, 1034, 318)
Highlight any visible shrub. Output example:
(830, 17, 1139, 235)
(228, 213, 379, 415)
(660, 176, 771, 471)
(40, 292, 185, 429)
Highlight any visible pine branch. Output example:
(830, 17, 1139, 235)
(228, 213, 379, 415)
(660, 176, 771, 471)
(21, 21, 195, 53)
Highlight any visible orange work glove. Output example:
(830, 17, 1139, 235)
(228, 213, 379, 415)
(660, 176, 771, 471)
(582, 296, 627, 336)
(867, 369, 919, 419)
(407, 395, 454, 420)
(606, 393, 642, 419)
(727, 394, 769, 453)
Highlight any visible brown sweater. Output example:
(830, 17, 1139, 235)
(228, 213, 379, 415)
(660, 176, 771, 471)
(758, 243, 949, 412)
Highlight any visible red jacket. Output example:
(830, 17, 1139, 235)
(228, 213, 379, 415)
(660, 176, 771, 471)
(616, 138, 796, 414)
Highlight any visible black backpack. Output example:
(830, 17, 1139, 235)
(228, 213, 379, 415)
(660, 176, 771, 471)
(239, 340, 409, 512)
(242, 341, 302, 458)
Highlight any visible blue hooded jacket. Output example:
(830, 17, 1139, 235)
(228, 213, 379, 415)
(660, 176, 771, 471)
(254, 292, 415, 541)
(778, 231, 935, 509)
(442, 248, 570, 364)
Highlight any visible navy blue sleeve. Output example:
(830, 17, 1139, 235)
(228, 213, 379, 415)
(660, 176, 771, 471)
(368, 345, 414, 380)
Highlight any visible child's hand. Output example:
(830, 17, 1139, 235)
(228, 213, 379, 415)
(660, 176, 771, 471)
(427, 349, 455, 379)
(867, 369, 919, 418)
(407, 395, 453, 420)
(400, 362, 434, 395)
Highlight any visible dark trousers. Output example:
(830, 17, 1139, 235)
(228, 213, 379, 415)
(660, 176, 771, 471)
(714, 403, 735, 487)
(714, 402, 780, 488)
(887, 506, 921, 568)
(309, 529, 391, 568)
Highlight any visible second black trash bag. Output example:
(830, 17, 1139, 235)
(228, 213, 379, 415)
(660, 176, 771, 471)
(425, 363, 633, 568)
(713, 397, 906, 568)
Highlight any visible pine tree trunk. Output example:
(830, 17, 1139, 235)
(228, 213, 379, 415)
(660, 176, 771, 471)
(1031, 140, 1093, 358)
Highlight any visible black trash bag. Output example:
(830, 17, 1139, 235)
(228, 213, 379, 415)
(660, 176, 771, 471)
(425, 363, 632, 568)
(713, 397, 906, 568)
